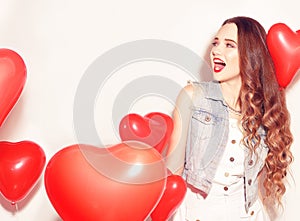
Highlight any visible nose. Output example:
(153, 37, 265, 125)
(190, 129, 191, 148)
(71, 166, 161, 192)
(211, 46, 221, 56)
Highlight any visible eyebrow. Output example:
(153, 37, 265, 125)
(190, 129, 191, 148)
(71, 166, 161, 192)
(214, 37, 237, 45)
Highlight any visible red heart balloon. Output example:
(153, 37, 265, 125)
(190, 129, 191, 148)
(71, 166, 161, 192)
(44, 142, 167, 221)
(267, 23, 300, 88)
(0, 141, 46, 203)
(151, 172, 187, 221)
(0, 49, 26, 126)
(119, 112, 174, 153)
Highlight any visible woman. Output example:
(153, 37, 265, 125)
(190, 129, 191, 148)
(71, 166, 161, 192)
(166, 16, 293, 221)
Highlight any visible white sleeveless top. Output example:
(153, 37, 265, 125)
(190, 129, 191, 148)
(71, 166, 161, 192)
(210, 117, 245, 195)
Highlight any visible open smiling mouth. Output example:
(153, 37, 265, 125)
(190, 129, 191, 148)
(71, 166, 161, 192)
(213, 58, 226, 73)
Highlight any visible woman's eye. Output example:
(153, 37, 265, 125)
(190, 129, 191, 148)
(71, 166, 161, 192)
(226, 43, 235, 48)
(212, 41, 218, 46)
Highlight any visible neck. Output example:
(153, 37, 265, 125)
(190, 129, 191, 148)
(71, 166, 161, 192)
(219, 81, 241, 110)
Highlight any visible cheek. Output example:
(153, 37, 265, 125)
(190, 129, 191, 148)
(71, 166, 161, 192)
(209, 52, 214, 66)
(228, 53, 239, 70)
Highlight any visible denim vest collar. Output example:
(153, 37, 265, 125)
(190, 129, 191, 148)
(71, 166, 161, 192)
(204, 81, 223, 101)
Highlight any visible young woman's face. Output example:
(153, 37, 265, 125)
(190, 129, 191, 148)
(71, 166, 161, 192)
(210, 23, 240, 84)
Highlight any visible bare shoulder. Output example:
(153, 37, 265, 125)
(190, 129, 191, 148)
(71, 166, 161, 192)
(179, 81, 194, 99)
(183, 82, 194, 92)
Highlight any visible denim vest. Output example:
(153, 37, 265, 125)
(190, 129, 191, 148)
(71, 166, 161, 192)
(182, 81, 269, 212)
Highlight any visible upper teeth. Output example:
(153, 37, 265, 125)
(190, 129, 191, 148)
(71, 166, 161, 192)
(214, 59, 225, 65)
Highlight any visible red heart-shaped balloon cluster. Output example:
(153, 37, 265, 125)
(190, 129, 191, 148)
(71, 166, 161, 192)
(0, 50, 43, 205)
(0, 49, 26, 126)
(44, 142, 167, 221)
(119, 112, 186, 219)
(0, 141, 46, 203)
(119, 112, 173, 153)
(267, 23, 300, 88)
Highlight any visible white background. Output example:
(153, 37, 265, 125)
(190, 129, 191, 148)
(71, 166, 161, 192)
(0, 0, 299, 220)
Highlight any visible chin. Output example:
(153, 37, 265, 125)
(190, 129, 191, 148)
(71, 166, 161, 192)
(214, 74, 242, 85)
(213, 73, 223, 82)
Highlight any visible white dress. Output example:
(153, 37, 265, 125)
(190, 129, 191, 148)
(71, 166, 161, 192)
(172, 118, 270, 221)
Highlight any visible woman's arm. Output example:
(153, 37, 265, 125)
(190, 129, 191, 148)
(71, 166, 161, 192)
(165, 83, 194, 175)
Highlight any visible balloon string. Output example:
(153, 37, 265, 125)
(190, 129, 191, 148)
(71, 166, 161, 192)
(11, 202, 19, 221)
(15, 202, 19, 212)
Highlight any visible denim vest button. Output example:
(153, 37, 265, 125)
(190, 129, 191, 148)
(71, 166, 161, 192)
(248, 160, 254, 166)
(231, 139, 236, 144)
(248, 179, 252, 185)
(229, 157, 234, 162)
(205, 115, 211, 122)
(224, 186, 228, 191)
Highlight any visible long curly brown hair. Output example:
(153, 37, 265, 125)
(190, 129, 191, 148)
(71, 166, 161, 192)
(222, 16, 293, 207)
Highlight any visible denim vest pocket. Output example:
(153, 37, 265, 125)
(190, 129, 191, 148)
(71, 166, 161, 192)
(186, 108, 226, 172)
(190, 109, 217, 140)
